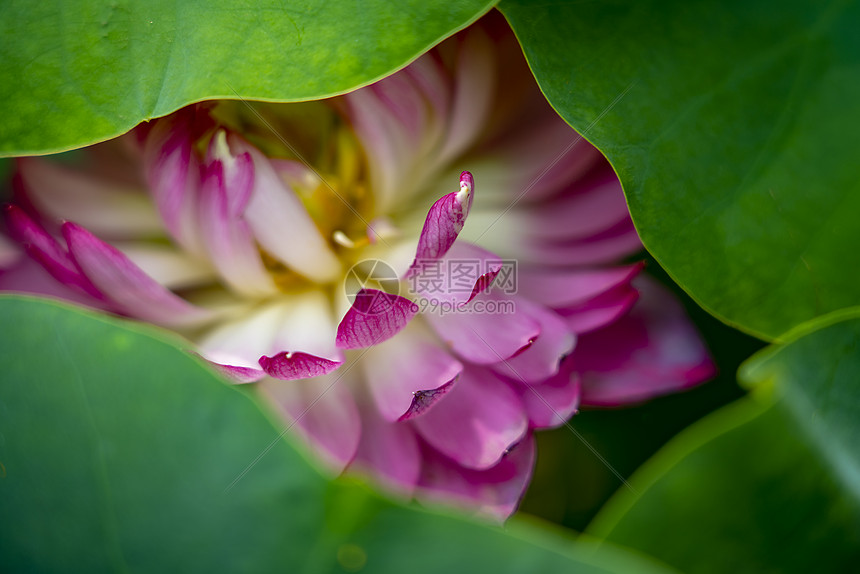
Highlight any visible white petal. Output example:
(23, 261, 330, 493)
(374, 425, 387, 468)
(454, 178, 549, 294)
(196, 291, 340, 369)
(19, 158, 163, 239)
(236, 138, 341, 283)
(115, 243, 216, 290)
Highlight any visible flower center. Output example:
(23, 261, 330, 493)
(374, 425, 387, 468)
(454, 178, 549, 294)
(212, 101, 393, 295)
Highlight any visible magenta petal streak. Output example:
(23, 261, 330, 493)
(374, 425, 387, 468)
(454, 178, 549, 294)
(259, 351, 343, 381)
(4, 205, 102, 300)
(63, 222, 213, 328)
(336, 289, 418, 349)
(406, 171, 474, 276)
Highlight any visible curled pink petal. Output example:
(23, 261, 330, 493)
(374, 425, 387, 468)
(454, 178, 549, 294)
(259, 351, 342, 381)
(336, 288, 418, 349)
(400, 380, 457, 422)
(406, 171, 474, 276)
(412, 367, 527, 470)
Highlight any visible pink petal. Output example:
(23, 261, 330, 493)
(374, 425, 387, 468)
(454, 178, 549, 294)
(529, 219, 643, 266)
(406, 171, 474, 275)
(412, 367, 527, 470)
(349, 403, 421, 496)
(407, 240, 501, 307)
(417, 433, 536, 520)
(453, 19, 604, 204)
(491, 298, 575, 384)
(575, 277, 716, 407)
(517, 263, 644, 309)
(0, 253, 108, 310)
(205, 360, 265, 384)
(399, 382, 457, 422)
(403, 52, 451, 150)
(336, 289, 418, 349)
(260, 373, 361, 473)
(62, 222, 213, 328)
(511, 137, 605, 203)
(513, 367, 581, 429)
(361, 322, 462, 422)
(525, 169, 630, 242)
(369, 72, 428, 147)
(259, 352, 342, 381)
(4, 205, 102, 299)
(467, 117, 603, 205)
(0, 233, 21, 269)
(424, 290, 540, 364)
(458, 209, 641, 269)
(339, 93, 407, 212)
(142, 113, 205, 255)
(559, 283, 640, 334)
(201, 148, 253, 219)
(198, 134, 278, 297)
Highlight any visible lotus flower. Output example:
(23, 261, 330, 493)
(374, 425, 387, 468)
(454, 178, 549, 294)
(0, 15, 714, 518)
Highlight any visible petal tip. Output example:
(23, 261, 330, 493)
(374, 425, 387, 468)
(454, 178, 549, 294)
(397, 376, 458, 422)
(259, 351, 342, 381)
